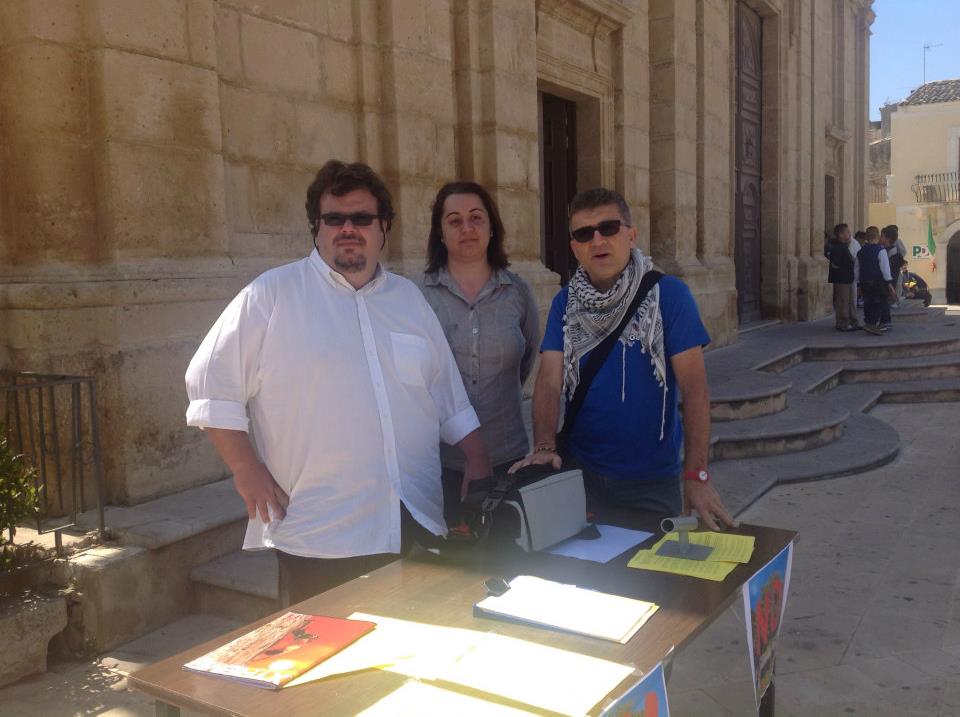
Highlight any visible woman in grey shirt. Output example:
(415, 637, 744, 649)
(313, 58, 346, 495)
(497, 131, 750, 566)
(419, 181, 540, 524)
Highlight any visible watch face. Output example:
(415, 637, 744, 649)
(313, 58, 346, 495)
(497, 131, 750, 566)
(697, 470, 709, 482)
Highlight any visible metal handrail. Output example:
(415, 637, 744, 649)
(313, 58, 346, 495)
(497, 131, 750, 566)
(1, 371, 106, 556)
(911, 171, 960, 203)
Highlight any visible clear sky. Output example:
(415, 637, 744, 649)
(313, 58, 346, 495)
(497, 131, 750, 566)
(870, 0, 960, 120)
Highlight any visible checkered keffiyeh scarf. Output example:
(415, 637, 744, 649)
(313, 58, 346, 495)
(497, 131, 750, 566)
(563, 248, 669, 439)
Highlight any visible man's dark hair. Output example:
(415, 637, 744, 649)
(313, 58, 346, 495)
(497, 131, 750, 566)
(854, 230, 866, 241)
(881, 224, 899, 241)
(833, 223, 848, 239)
(567, 187, 632, 227)
(426, 181, 509, 274)
(305, 160, 395, 236)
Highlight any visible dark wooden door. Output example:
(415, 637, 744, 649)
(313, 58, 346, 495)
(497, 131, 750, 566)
(947, 232, 960, 304)
(541, 93, 578, 283)
(735, 2, 763, 322)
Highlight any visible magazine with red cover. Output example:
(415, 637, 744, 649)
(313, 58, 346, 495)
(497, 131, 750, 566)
(183, 612, 376, 689)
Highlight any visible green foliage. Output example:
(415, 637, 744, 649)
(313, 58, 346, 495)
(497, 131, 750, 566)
(0, 426, 41, 571)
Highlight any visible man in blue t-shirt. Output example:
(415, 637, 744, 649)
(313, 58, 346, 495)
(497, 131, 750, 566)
(511, 187, 737, 530)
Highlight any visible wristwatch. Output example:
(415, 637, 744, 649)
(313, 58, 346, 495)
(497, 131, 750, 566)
(683, 468, 710, 483)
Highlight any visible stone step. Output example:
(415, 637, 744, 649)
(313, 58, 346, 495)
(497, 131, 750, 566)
(191, 550, 279, 624)
(841, 350, 960, 383)
(827, 377, 960, 410)
(709, 393, 848, 460)
(61, 479, 248, 653)
(802, 335, 960, 362)
(776, 361, 843, 394)
(708, 371, 791, 421)
(713, 412, 900, 517)
(890, 303, 946, 321)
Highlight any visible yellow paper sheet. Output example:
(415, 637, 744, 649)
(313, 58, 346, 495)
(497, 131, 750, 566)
(653, 531, 756, 563)
(626, 531, 755, 580)
(626, 549, 739, 581)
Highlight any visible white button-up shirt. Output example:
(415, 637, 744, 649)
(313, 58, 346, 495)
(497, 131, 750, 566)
(185, 251, 480, 558)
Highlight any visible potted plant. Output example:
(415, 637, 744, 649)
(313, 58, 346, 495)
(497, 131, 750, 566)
(0, 426, 40, 572)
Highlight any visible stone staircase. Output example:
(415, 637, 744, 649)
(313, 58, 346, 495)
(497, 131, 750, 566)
(706, 300, 960, 515)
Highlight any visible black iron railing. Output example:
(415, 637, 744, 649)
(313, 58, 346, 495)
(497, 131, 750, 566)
(1, 371, 106, 555)
(911, 171, 960, 203)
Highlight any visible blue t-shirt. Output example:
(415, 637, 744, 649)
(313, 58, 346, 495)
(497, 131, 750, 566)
(541, 276, 710, 481)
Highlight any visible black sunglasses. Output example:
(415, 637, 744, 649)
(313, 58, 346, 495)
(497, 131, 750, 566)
(570, 219, 629, 243)
(319, 212, 380, 227)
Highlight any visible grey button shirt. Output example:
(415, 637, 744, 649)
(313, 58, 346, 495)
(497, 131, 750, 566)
(419, 267, 540, 469)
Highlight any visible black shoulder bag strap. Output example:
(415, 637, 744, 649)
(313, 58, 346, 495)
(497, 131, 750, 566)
(558, 270, 663, 446)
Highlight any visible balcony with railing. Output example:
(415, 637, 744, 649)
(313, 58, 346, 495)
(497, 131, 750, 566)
(911, 171, 960, 203)
(868, 177, 888, 204)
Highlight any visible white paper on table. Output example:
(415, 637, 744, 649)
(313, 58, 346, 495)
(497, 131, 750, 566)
(437, 631, 636, 717)
(357, 681, 539, 716)
(546, 524, 654, 563)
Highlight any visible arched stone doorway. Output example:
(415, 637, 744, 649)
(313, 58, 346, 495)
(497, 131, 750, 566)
(948, 231, 960, 304)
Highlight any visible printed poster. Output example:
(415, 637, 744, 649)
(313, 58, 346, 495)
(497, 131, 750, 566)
(600, 661, 669, 717)
(742, 541, 793, 709)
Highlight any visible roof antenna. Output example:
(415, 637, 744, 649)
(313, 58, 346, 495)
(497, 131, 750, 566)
(922, 42, 942, 85)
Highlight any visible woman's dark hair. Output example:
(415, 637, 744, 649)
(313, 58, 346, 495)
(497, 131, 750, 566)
(426, 181, 509, 273)
(833, 223, 848, 239)
(305, 160, 395, 236)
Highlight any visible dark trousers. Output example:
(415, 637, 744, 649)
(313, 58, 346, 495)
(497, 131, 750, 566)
(861, 281, 890, 326)
(276, 503, 436, 607)
(561, 452, 682, 516)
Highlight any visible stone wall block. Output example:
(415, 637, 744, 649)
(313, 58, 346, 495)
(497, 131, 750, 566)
(0, 43, 88, 139)
(253, 166, 316, 234)
(98, 142, 227, 258)
(186, 0, 216, 68)
(220, 85, 295, 161)
(228, 0, 325, 31)
(5, 139, 100, 265)
(0, 0, 84, 45)
(386, 50, 455, 124)
(91, 49, 222, 151)
(240, 14, 320, 97)
(224, 160, 256, 233)
(359, 44, 383, 106)
(385, 0, 451, 61)
(480, 73, 538, 135)
(384, 114, 454, 180)
(323, 0, 354, 41)
(84, 0, 189, 61)
(321, 38, 359, 104)
(295, 102, 359, 167)
(214, 7, 243, 82)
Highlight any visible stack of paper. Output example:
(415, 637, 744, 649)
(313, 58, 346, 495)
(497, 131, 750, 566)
(474, 575, 658, 643)
(627, 531, 756, 581)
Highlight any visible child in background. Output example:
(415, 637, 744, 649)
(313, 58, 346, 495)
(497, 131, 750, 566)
(857, 226, 898, 335)
(826, 223, 858, 331)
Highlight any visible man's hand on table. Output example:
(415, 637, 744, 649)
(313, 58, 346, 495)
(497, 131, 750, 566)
(508, 448, 562, 473)
(233, 461, 289, 522)
(684, 480, 738, 531)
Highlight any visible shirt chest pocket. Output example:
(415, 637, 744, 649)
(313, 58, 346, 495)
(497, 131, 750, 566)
(390, 332, 431, 387)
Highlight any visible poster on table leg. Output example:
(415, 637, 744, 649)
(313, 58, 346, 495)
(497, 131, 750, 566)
(742, 541, 793, 710)
(600, 661, 669, 717)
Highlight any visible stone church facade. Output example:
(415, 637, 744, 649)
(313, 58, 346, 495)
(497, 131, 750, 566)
(0, 0, 873, 504)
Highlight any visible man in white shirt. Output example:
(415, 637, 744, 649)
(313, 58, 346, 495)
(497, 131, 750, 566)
(185, 160, 491, 605)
